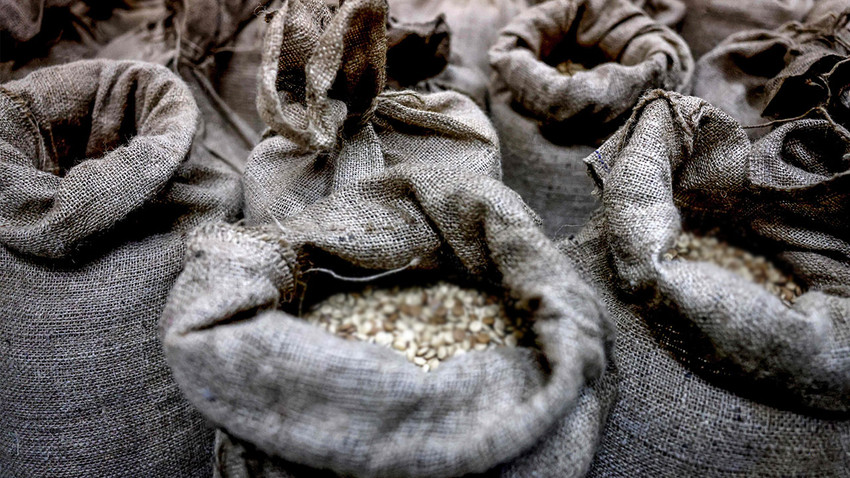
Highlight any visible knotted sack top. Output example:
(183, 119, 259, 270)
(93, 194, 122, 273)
(489, 0, 692, 133)
(586, 90, 850, 412)
(0, 59, 198, 259)
(246, 0, 501, 224)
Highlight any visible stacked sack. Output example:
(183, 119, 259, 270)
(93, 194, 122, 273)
(2, 0, 850, 476)
(488, 0, 692, 237)
(0, 60, 241, 476)
(160, 0, 616, 477)
(564, 90, 850, 476)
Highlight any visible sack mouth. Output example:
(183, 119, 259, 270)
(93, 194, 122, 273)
(489, 0, 692, 134)
(163, 166, 610, 477)
(0, 60, 197, 258)
(587, 91, 850, 412)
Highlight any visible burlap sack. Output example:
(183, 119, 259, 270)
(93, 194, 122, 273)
(562, 90, 850, 476)
(386, 14, 450, 89)
(488, 0, 693, 238)
(693, 2, 850, 138)
(161, 1, 614, 477)
(762, 4, 850, 130)
(244, 0, 503, 222)
(385, 0, 533, 109)
(678, 0, 816, 58)
(0, 60, 241, 477)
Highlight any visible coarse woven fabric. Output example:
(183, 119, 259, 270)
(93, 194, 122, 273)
(693, 2, 850, 139)
(564, 90, 850, 476)
(488, 0, 693, 238)
(162, 167, 613, 478)
(211, 364, 618, 478)
(678, 0, 816, 58)
(161, 1, 614, 477)
(245, 0, 501, 224)
(385, 14, 451, 90)
(0, 60, 241, 477)
(762, 5, 850, 129)
(385, 0, 534, 111)
(630, 0, 686, 28)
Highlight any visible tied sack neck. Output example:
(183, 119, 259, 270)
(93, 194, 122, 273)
(0, 59, 197, 259)
(257, 0, 387, 151)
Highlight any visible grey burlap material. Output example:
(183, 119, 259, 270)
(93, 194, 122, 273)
(162, 168, 613, 478)
(677, 0, 816, 58)
(630, 0, 685, 27)
(0, 60, 241, 476)
(488, 0, 693, 238)
(210, 367, 617, 478)
(246, 0, 501, 224)
(388, 0, 531, 77)
(762, 5, 850, 129)
(161, 1, 613, 477)
(562, 90, 850, 475)
(693, 2, 850, 139)
(385, 0, 533, 109)
(385, 15, 451, 89)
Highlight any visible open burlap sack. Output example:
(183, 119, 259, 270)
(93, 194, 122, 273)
(488, 0, 693, 238)
(678, 0, 816, 58)
(168, 173, 616, 478)
(561, 90, 850, 476)
(0, 60, 241, 477)
(161, 1, 615, 477)
(693, 3, 850, 138)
